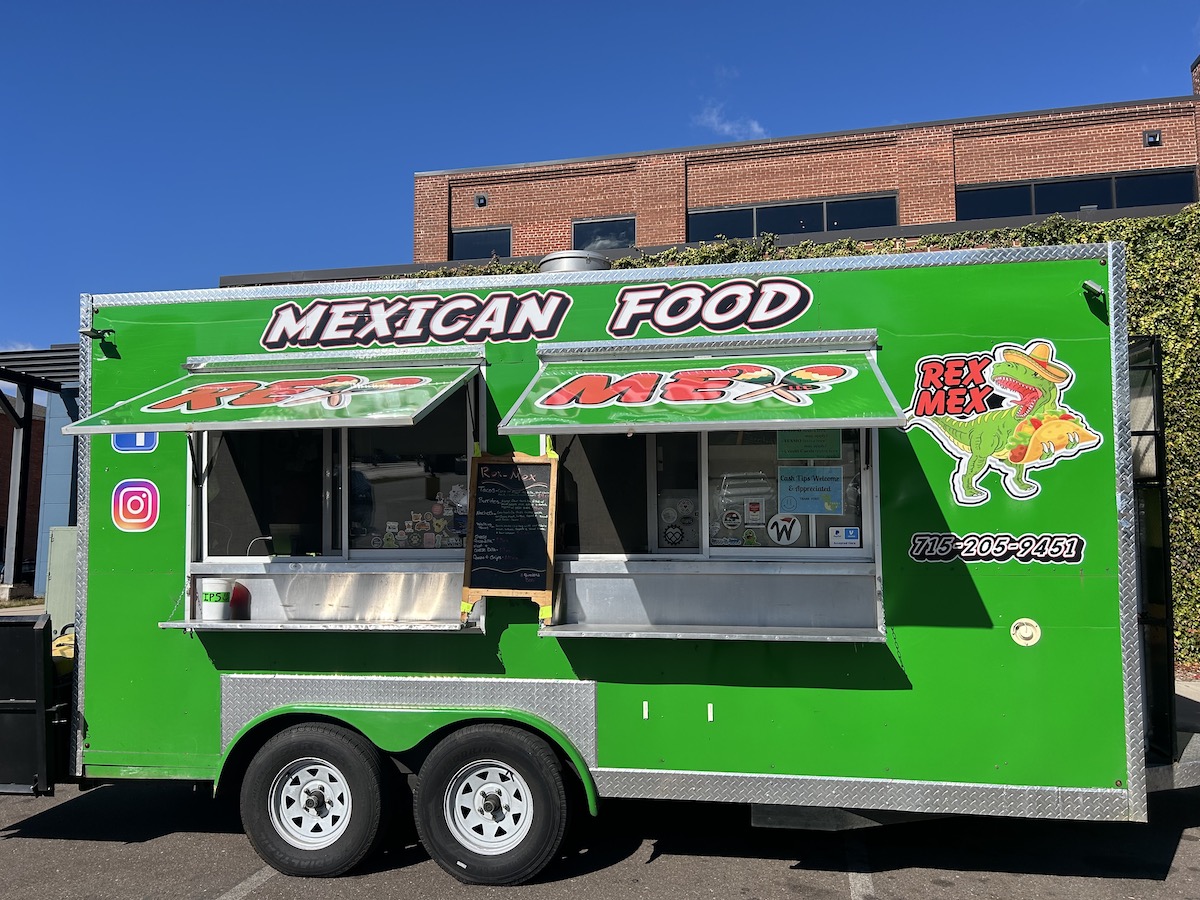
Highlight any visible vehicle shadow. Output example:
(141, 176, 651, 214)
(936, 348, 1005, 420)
(0, 782, 243, 843)
(6, 782, 1196, 885)
(551, 790, 1200, 884)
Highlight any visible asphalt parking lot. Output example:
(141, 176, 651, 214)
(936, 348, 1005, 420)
(6, 779, 1200, 900)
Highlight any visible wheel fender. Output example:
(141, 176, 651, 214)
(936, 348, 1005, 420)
(217, 705, 599, 816)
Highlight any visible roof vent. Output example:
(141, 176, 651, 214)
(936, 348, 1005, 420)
(538, 250, 611, 273)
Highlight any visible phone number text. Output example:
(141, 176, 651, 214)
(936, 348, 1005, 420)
(908, 532, 1085, 564)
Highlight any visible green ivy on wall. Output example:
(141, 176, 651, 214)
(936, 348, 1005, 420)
(402, 207, 1200, 663)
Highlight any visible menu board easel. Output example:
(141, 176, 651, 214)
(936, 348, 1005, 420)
(462, 454, 557, 623)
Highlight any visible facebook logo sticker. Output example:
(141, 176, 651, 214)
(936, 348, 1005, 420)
(112, 432, 158, 453)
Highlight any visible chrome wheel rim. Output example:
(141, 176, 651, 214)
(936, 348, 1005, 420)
(442, 759, 533, 855)
(268, 757, 353, 850)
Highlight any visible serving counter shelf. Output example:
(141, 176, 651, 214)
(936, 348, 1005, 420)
(160, 620, 479, 633)
(539, 623, 886, 642)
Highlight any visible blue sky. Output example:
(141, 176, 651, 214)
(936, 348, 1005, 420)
(3, 1, 1199, 352)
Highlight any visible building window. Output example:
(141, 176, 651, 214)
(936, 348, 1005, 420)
(687, 208, 754, 242)
(826, 196, 898, 231)
(451, 228, 511, 261)
(1034, 177, 1113, 215)
(202, 387, 472, 559)
(756, 202, 825, 236)
(957, 169, 1197, 221)
(955, 184, 1034, 221)
(688, 195, 897, 242)
(1115, 170, 1197, 208)
(573, 218, 635, 252)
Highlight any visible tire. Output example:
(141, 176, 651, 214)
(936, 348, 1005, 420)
(414, 724, 569, 885)
(240, 723, 386, 877)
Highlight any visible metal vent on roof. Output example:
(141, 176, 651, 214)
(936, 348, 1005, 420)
(538, 250, 611, 273)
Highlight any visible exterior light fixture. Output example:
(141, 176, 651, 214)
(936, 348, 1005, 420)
(1143, 129, 1163, 148)
(475, 193, 488, 208)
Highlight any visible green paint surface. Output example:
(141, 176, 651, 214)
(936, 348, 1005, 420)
(500, 352, 902, 434)
(78, 252, 1132, 802)
(70, 364, 475, 433)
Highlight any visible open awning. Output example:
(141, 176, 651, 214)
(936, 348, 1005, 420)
(65, 356, 479, 435)
(499, 334, 904, 435)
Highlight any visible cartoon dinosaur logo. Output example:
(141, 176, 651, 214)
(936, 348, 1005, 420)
(905, 340, 1102, 505)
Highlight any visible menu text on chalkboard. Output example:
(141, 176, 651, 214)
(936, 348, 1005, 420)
(463, 455, 558, 619)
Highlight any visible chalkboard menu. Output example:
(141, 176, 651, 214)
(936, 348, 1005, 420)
(462, 454, 558, 619)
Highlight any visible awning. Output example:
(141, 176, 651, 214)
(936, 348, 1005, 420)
(65, 362, 478, 435)
(499, 345, 904, 435)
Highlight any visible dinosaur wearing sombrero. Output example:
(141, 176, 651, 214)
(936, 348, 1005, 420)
(908, 340, 1100, 504)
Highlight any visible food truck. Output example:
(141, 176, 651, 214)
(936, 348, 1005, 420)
(0, 243, 1188, 885)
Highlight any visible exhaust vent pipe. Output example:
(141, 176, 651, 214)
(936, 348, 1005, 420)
(537, 250, 611, 273)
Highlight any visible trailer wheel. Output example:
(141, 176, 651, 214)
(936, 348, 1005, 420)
(240, 723, 385, 877)
(414, 724, 568, 885)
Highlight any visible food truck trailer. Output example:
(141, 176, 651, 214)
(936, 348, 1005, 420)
(0, 243, 1189, 884)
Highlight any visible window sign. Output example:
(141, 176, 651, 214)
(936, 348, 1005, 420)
(745, 498, 766, 525)
(778, 465, 844, 515)
(778, 429, 841, 460)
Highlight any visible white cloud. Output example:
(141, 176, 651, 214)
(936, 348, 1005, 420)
(694, 103, 768, 142)
(0, 342, 37, 353)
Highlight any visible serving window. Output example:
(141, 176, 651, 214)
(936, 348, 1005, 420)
(200, 385, 473, 560)
(556, 427, 872, 559)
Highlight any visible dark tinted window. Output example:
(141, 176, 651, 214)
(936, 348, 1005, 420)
(1115, 170, 1197, 208)
(956, 184, 1033, 221)
(557, 434, 648, 553)
(688, 208, 754, 242)
(1035, 178, 1113, 214)
(574, 218, 635, 251)
(451, 228, 511, 260)
(208, 430, 324, 557)
(826, 196, 897, 231)
(756, 203, 824, 236)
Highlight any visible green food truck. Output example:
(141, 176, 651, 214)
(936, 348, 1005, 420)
(0, 243, 1188, 885)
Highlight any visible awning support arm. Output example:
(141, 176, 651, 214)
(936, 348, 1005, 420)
(187, 432, 224, 487)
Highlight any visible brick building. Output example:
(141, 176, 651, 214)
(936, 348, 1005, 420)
(413, 57, 1200, 264)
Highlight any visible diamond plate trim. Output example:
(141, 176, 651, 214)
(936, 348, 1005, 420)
(1109, 242, 1148, 820)
(71, 294, 93, 777)
(90, 246, 1112, 308)
(593, 768, 1137, 822)
(536, 330, 879, 360)
(221, 674, 598, 766)
(186, 344, 486, 372)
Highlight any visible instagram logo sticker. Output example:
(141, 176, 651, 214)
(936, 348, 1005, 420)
(112, 479, 160, 532)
